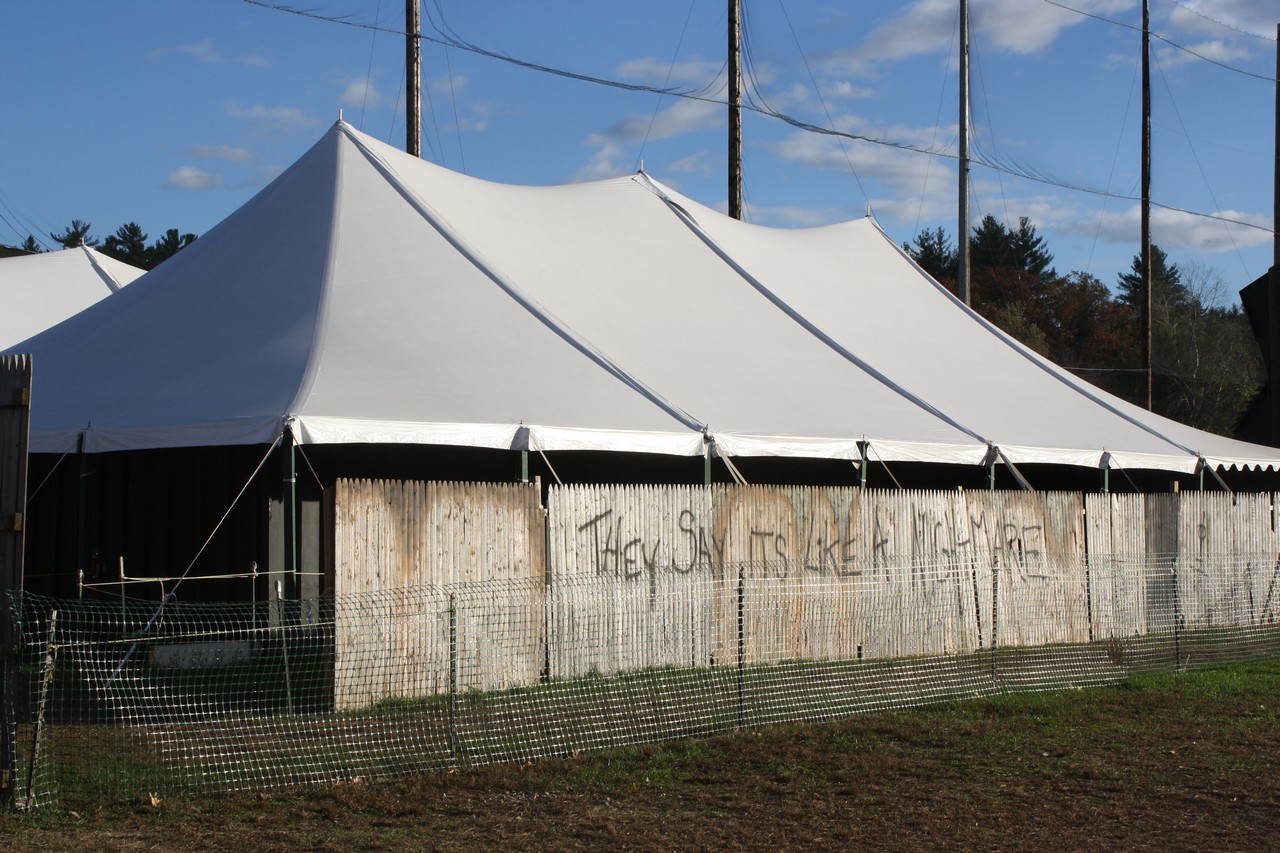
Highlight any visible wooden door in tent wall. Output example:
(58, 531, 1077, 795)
(326, 480, 1279, 710)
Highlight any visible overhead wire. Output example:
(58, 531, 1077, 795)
(1151, 45, 1250, 278)
(240, 0, 1277, 242)
(773, 0, 872, 217)
(635, 0, 699, 172)
(913, 9, 957, 239)
(359, 0, 382, 129)
(1041, 0, 1278, 83)
(1084, 40, 1141, 277)
(1164, 0, 1277, 42)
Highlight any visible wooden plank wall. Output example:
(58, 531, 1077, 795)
(327, 479, 546, 709)
(330, 482, 1277, 705)
(545, 487, 1089, 676)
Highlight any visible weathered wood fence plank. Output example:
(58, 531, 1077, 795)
(0, 354, 32, 803)
(329, 482, 1278, 708)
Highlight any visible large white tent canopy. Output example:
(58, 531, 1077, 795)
(0, 246, 141, 350)
(6, 121, 1278, 475)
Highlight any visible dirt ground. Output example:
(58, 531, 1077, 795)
(3, 667, 1279, 852)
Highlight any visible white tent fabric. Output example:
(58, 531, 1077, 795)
(6, 121, 1279, 474)
(0, 246, 141, 350)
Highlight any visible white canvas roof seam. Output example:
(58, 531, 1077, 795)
(284, 128, 347, 426)
(635, 171, 997, 449)
(878, 222, 1205, 466)
(341, 123, 707, 436)
(80, 245, 125, 292)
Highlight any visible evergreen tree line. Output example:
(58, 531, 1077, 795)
(904, 215, 1262, 437)
(18, 219, 197, 271)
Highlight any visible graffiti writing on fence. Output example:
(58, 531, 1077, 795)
(571, 499, 1048, 586)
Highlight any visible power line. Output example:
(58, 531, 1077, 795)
(1041, 0, 1278, 83)
(1163, 0, 1278, 42)
(241, 0, 1277, 240)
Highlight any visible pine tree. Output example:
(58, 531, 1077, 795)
(50, 219, 97, 249)
(101, 222, 149, 268)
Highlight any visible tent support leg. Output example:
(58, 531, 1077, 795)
(283, 427, 298, 600)
(76, 433, 87, 593)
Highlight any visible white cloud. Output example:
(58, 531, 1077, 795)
(586, 98, 722, 148)
(1057, 203, 1272, 255)
(151, 39, 266, 66)
(748, 204, 858, 227)
(769, 116, 955, 197)
(1153, 36, 1253, 71)
(662, 151, 716, 177)
(429, 74, 468, 94)
(570, 141, 631, 183)
(823, 0, 1137, 73)
(820, 80, 874, 100)
(163, 167, 223, 190)
(225, 103, 318, 132)
(188, 145, 252, 163)
(616, 56, 724, 88)
(152, 39, 223, 64)
(1166, 0, 1275, 39)
(340, 76, 388, 110)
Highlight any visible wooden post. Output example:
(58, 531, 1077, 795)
(406, 0, 422, 158)
(1141, 0, 1154, 411)
(1270, 25, 1280, 444)
(728, 0, 743, 220)
(957, 0, 971, 306)
(0, 354, 32, 806)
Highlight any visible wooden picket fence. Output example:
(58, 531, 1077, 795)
(326, 480, 1279, 708)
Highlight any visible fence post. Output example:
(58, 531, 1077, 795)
(448, 592, 460, 763)
(736, 563, 745, 729)
(0, 354, 32, 809)
(990, 557, 1000, 686)
(22, 610, 56, 811)
(1171, 563, 1183, 672)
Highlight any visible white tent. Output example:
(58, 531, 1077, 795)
(7, 121, 1279, 475)
(0, 246, 142, 350)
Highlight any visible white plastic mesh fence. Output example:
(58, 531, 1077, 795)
(9, 551, 1280, 807)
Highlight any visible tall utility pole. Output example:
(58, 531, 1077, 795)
(1141, 0, 1153, 411)
(957, 0, 971, 306)
(728, 0, 744, 220)
(1269, 23, 1280, 444)
(406, 0, 422, 158)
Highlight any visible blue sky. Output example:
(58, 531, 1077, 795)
(3, 1, 1275, 299)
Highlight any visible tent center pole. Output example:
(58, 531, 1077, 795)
(283, 426, 298, 599)
(859, 443, 868, 489)
(704, 441, 712, 486)
(520, 450, 529, 484)
(76, 432, 93, 593)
